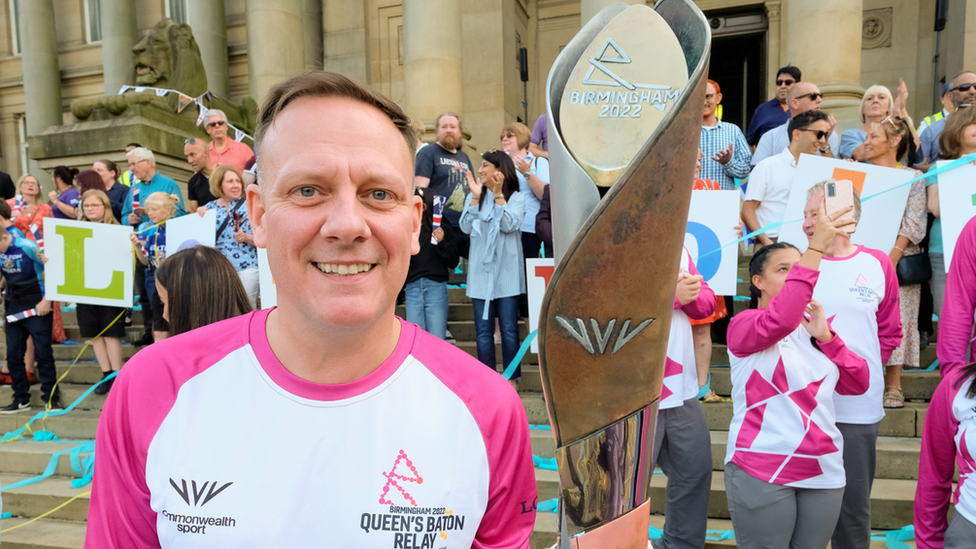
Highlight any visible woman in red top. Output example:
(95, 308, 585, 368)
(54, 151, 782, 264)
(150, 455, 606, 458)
(7, 174, 53, 241)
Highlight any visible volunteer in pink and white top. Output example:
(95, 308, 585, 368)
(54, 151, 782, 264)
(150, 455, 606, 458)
(652, 248, 716, 548)
(800, 181, 903, 549)
(938, 216, 976, 375)
(916, 362, 976, 548)
(85, 72, 537, 548)
(725, 205, 869, 548)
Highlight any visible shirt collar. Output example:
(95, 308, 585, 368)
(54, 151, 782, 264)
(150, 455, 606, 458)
(779, 147, 799, 167)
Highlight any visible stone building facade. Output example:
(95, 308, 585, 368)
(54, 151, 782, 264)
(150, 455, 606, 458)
(0, 0, 973, 186)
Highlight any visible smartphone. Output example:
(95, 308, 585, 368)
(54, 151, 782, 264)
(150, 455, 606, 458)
(824, 179, 857, 234)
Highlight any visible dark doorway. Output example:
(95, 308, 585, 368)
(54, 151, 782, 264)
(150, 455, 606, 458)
(704, 8, 768, 134)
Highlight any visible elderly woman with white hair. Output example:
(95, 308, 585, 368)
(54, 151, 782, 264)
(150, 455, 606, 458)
(839, 79, 920, 161)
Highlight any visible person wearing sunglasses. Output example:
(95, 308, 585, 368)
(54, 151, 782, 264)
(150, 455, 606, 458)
(752, 82, 839, 166)
(743, 110, 832, 247)
(746, 65, 801, 148)
(920, 70, 976, 167)
(204, 109, 254, 173)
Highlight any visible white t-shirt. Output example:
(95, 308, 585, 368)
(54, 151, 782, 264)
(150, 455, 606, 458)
(813, 246, 902, 424)
(743, 148, 798, 238)
(725, 265, 869, 488)
(660, 249, 717, 410)
(85, 311, 537, 548)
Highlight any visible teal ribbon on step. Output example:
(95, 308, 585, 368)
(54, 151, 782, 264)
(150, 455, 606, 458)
(502, 330, 538, 380)
(871, 524, 914, 549)
(537, 498, 558, 514)
(0, 439, 95, 492)
(0, 370, 117, 445)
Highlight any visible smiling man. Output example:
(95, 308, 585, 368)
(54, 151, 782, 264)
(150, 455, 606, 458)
(85, 72, 537, 548)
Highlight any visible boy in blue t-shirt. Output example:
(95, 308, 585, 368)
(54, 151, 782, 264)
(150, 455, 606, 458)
(0, 229, 60, 412)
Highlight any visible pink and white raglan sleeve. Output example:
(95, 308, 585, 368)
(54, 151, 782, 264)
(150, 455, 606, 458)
(85, 357, 164, 547)
(867, 248, 903, 363)
(938, 216, 976, 376)
(817, 330, 870, 395)
(728, 265, 819, 357)
(915, 374, 963, 549)
(473, 383, 537, 549)
(680, 257, 717, 320)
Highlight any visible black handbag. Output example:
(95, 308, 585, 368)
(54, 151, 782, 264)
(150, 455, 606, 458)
(896, 252, 931, 286)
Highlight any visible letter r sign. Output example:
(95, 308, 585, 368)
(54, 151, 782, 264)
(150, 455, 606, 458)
(43, 218, 134, 308)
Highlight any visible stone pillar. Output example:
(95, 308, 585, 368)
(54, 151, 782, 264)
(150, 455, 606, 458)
(580, 0, 643, 27)
(303, 0, 323, 70)
(765, 1, 782, 100)
(787, 0, 865, 125)
(322, 0, 367, 81)
(0, 115, 21, 179)
(19, 0, 63, 136)
(403, 0, 463, 127)
(245, 0, 305, 104)
(99, 0, 138, 96)
(187, 0, 230, 97)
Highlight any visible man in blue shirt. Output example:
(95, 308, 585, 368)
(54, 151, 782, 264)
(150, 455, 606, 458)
(121, 147, 186, 226)
(920, 71, 976, 165)
(700, 79, 751, 190)
(746, 66, 800, 148)
(0, 229, 60, 413)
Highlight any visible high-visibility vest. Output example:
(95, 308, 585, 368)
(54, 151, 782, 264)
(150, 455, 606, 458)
(120, 170, 140, 188)
(918, 111, 945, 133)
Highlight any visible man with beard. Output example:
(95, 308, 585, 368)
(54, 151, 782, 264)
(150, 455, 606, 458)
(414, 113, 473, 257)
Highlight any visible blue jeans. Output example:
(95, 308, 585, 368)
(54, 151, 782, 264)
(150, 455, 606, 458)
(471, 296, 520, 379)
(7, 312, 57, 405)
(405, 278, 448, 340)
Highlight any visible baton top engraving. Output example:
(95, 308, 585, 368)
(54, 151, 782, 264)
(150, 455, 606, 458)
(558, 6, 689, 188)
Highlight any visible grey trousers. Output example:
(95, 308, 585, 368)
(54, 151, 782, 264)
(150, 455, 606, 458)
(945, 512, 976, 549)
(931, 253, 946, 318)
(650, 397, 712, 549)
(725, 462, 845, 549)
(831, 421, 880, 549)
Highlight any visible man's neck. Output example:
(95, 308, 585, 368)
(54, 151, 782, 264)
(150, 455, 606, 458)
(202, 165, 213, 178)
(144, 172, 157, 184)
(437, 142, 457, 154)
(265, 306, 402, 385)
(703, 114, 719, 127)
(214, 136, 228, 150)
(824, 235, 857, 258)
(787, 143, 803, 162)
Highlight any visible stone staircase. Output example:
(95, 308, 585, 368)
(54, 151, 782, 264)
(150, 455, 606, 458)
(0, 284, 935, 547)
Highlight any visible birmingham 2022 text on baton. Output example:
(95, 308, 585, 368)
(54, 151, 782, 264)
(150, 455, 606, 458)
(539, 2, 710, 547)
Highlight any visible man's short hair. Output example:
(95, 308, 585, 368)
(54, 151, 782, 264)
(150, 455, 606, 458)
(126, 142, 142, 149)
(788, 109, 829, 138)
(184, 137, 207, 151)
(435, 112, 463, 133)
(943, 82, 952, 96)
(786, 84, 814, 104)
(777, 66, 801, 82)
(0, 200, 11, 221)
(206, 109, 229, 124)
(255, 72, 417, 175)
(951, 70, 976, 89)
(501, 122, 531, 150)
(707, 79, 720, 94)
(127, 147, 156, 166)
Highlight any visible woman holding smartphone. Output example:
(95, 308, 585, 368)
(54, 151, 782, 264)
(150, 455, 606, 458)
(725, 202, 868, 547)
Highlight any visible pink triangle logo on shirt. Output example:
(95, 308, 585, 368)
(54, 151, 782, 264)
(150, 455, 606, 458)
(378, 450, 425, 506)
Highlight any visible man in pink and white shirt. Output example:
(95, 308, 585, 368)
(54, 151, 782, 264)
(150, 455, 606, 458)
(85, 72, 537, 548)
(653, 250, 716, 549)
(801, 183, 902, 549)
(937, 215, 976, 376)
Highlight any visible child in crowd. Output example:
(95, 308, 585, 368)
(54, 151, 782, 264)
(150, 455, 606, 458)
(0, 203, 60, 413)
(0, 201, 38, 387)
(130, 192, 180, 343)
(724, 202, 867, 547)
(404, 187, 459, 340)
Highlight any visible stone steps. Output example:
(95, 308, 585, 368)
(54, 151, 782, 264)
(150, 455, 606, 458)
(0, 517, 86, 549)
(0, 410, 101, 441)
(0, 474, 91, 522)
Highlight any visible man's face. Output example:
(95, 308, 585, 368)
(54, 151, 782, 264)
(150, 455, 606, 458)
(793, 119, 831, 155)
(775, 73, 797, 103)
(128, 156, 155, 181)
(436, 116, 462, 151)
(184, 142, 208, 173)
(790, 83, 823, 115)
(205, 115, 228, 140)
(249, 96, 421, 329)
(951, 73, 976, 109)
(703, 82, 721, 119)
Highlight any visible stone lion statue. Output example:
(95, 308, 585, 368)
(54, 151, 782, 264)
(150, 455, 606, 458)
(71, 19, 256, 133)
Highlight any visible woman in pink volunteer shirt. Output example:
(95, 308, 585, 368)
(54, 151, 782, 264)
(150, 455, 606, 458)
(802, 181, 903, 549)
(725, 203, 869, 547)
(916, 360, 976, 548)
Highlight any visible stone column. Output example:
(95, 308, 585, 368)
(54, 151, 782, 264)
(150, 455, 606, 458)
(787, 0, 865, 125)
(19, 0, 62, 136)
(99, 0, 138, 96)
(322, 0, 367, 81)
(303, 0, 323, 70)
(765, 1, 782, 100)
(403, 0, 463, 128)
(245, 0, 305, 103)
(580, 0, 643, 27)
(187, 0, 230, 97)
